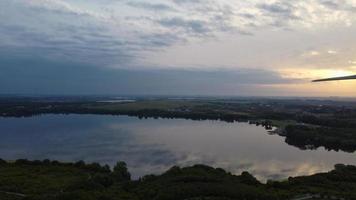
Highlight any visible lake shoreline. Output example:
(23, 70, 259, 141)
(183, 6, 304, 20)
(2, 98, 356, 153)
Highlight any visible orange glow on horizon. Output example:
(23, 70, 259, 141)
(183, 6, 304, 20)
(261, 68, 356, 97)
(279, 68, 356, 80)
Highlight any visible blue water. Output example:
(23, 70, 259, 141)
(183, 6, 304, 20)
(0, 114, 355, 181)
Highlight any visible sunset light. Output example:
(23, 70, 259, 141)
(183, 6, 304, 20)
(2, 1, 356, 199)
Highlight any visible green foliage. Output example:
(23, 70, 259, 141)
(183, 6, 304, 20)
(284, 125, 356, 152)
(113, 161, 131, 182)
(0, 158, 6, 165)
(1, 160, 356, 200)
(91, 174, 114, 188)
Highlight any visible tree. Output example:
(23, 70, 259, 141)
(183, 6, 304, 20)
(0, 158, 6, 165)
(113, 161, 131, 182)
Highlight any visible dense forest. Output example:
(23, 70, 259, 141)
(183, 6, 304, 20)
(284, 125, 356, 152)
(1, 159, 355, 200)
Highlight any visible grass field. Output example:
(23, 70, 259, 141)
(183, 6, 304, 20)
(85, 100, 206, 111)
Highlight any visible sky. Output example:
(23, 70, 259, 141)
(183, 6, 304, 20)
(1, 0, 356, 96)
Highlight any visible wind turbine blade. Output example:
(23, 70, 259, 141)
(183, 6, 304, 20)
(312, 75, 356, 82)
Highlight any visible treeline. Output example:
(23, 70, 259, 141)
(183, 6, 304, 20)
(2, 101, 355, 128)
(283, 125, 356, 152)
(1, 159, 356, 200)
(0, 103, 276, 129)
(296, 114, 356, 128)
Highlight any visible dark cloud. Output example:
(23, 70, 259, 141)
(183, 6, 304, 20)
(319, 0, 356, 12)
(0, 55, 302, 96)
(0, 2, 196, 67)
(258, 2, 293, 15)
(257, 1, 300, 27)
(139, 33, 183, 48)
(239, 13, 256, 20)
(173, 0, 202, 4)
(158, 18, 210, 35)
(126, 2, 174, 11)
(320, 0, 341, 9)
(130, 1, 246, 37)
(1, 1, 226, 68)
(0, 1, 139, 66)
(0, 0, 283, 72)
(0, 25, 134, 66)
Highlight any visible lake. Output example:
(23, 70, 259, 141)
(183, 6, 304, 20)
(0, 114, 355, 181)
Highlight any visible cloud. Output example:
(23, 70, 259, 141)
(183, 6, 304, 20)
(258, 2, 294, 15)
(302, 51, 321, 57)
(257, 1, 300, 27)
(0, 1, 150, 66)
(327, 50, 338, 54)
(319, 0, 356, 12)
(0, 56, 302, 95)
(1, 0, 356, 97)
(0, 0, 252, 68)
(172, 0, 201, 5)
(2, 0, 356, 67)
(25, 0, 110, 21)
(126, 1, 174, 11)
(158, 18, 210, 35)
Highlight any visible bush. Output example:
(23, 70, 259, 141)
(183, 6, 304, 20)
(74, 160, 86, 168)
(92, 174, 113, 187)
(42, 159, 51, 165)
(15, 159, 30, 165)
(0, 158, 6, 165)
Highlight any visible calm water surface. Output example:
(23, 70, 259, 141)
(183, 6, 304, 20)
(0, 114, 355, 181)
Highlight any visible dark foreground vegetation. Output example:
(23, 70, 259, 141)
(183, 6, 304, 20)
(1, 96, 356, 152)
(0, 159, 355, 200)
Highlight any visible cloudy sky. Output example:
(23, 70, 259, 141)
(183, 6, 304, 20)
(1, 0, 356, 96)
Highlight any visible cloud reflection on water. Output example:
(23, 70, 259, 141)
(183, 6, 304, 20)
(0, 114, 354, 181)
